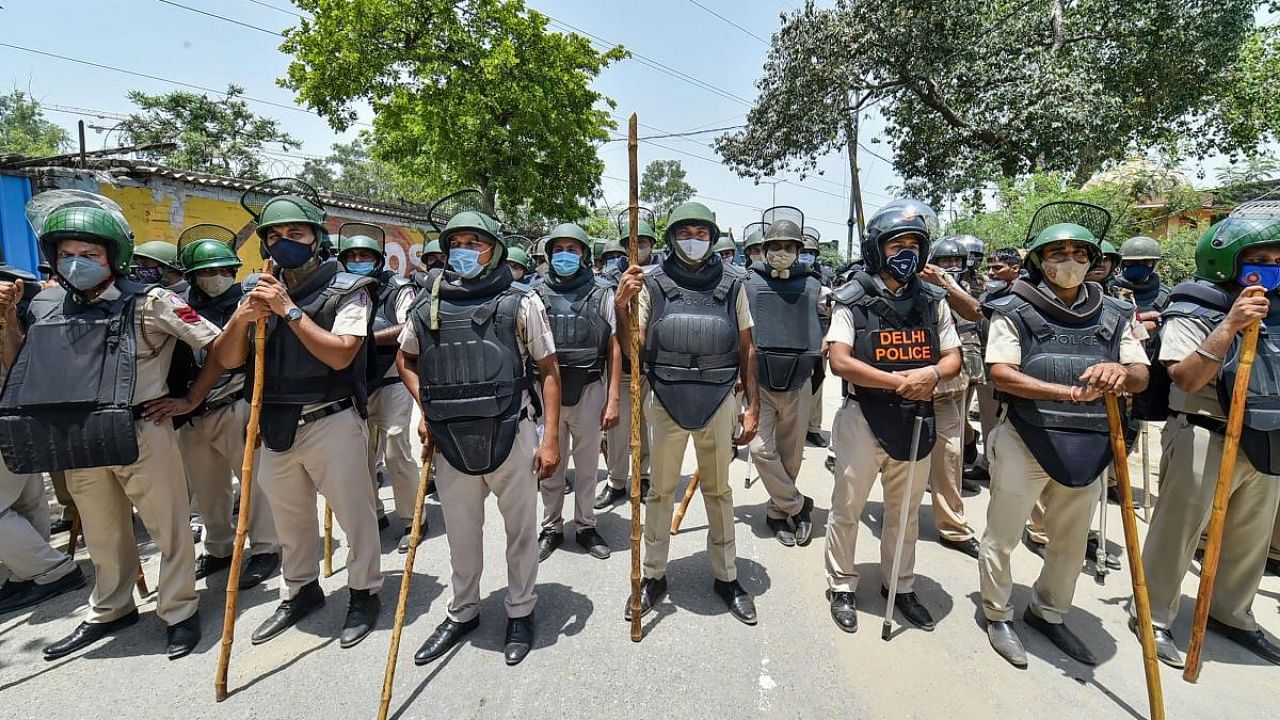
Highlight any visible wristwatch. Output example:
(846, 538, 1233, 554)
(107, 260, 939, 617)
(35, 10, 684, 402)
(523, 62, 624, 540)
(285, 307, 304, 323)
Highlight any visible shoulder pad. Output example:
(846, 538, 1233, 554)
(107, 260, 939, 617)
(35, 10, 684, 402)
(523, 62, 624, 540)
(918, 282, 947, 300)
(386, 275, 410, 289)
(1167, 279, 1232, 312)
(640, 263, 660, 275)
(1101, 293, 1135, 315)
(982, 292, 1021, 314)
(592, 276, 614, 291)
(330, 271, 377, 294)
(117, 278, 159, 297)
(832, 281, 866, 306)
(722, 263, 748, 279)
(505, 282, 533, 298)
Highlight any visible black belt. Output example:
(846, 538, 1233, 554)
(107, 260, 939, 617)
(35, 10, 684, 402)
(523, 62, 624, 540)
(298, 398, 354, 426)
(1177, 412, 1227, 435)
(196, 391, 244, 417)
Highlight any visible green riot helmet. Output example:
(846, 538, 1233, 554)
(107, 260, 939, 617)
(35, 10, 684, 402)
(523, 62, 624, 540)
(743, 221, 767, 253)
(1100, 240, 1121, 266)
(802, 225, 821, 252)
(531, 237, 549, 261)
(240, 178, 328, 267)
(600, 238, 625, 260)
(440, 210, 506, 275)
(134, 240, 181, 271)
(712, 235, 738, 261)
(1026, 223, 1100, 279)
(177, 224, 242, 274)
(337, 222, 387, 276)
(664, 201, 720, 264)
(422, 238, 445, 269)
(506, 246, 533, 271)
(29, 189, 136, 276)
(1120, 235, 1162, 261)
(543, 222, 591, 257)
(861, 198, 938, 274)
(1194, 216, 1280, 282)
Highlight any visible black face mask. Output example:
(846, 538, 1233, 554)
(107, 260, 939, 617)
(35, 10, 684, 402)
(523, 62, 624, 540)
(131, 267, 164, 285)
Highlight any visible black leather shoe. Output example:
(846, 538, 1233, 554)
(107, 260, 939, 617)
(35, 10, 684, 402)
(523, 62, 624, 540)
(576, 528, 611, 559)
(963, 440, 978, 465)
(414, 616, 479, 665)
(623, 576, 667, 621)
(166, 612, 201, 660)
(1023, 608, 1097, 665)
(805, 431, 829, 448)
(961, 476, 982, 494)
(194, 553, 232, 580)
(376, 466, 388, 488)
(987, 620, 1027, 668)
(828, 591, 857, 633)
(43, 609, 140, 660)
(340, 589, 381, 648)
(1129, 617, 1183, 668)
(1022, 531, 1046, 558)
(940, 537, 981, 559)
(504, 614, 535, 666)
(377, 514, 391, 532)
(0, 567, 85, 615)
(1266, 556, 1280, 577)
(537, 527, 563, 563)
(50, 516, 73, 535)
(766, 516, 796, 547)
(1207, 616, 1280, 665)
(593, 484, 627, 510)
(963, 464, 990, 484)
(791, 496, 815, 547)
(398, 520, 427, 555)
(251, 580, 325, 645)
(238, 552, 281, 590)
(880, 586, 935, 631)
(713, 579, 757, 625)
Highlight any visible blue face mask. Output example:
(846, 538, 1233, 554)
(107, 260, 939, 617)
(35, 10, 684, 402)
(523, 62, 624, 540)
(885, 248, 921, 281)
(605, 257, 627, 274)
(449, 247, 484, 279)
(58, 256, 112, 292)
(799, 252, 817, 266)
(1238, 263, 1280, 292)
(346, 261, 377, 276)
(1121, 264, 1154, 283)
(267, 238, 314, 269)
(551, 251, 581, 277)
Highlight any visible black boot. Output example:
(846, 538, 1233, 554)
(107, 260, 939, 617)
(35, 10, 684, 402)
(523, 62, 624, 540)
(340, 589, 381, 648)
(576, 528, 611, 559)
(251, 580, 325, 645)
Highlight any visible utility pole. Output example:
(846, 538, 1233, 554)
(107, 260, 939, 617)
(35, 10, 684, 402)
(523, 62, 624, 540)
(844, 93, 868, 261)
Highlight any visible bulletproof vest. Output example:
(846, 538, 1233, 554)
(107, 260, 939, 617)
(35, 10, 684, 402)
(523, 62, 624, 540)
(245, 261, 376, 451)
(537, 270, 611, 406)
(955, 312, 986, 384)
(644, 257, 741, 430)
(745, 264, 822, 392)
(985, 280, 1129, 486)
(0, 281, 151, 473)
(167, 284, 245, 424)
(1113, 273, 1170, 314)
(411, 265, 529, 475)
(368, 273, 413, 390)
(834, 272, 941, 460)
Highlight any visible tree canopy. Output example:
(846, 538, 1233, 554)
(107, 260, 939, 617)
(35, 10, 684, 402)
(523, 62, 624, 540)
(718, 0, 1280, 206)
(639, 160, 697, 219)
(298, 137, 439, 204)
(281, 0, 626, 219)
(0, 90, 69, 157)
(121, 85, 299, 179)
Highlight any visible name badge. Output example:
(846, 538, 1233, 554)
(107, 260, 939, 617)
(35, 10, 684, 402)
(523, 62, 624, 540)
(871, 328, 936, 363)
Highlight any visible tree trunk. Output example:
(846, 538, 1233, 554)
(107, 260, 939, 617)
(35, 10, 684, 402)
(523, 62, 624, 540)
(843, 110, 866, 261)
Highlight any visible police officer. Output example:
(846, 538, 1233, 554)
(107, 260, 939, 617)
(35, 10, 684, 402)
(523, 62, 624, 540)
(421, 238, 445, 271)
(507, 246, 535, 285)
(743, 226, 765, 265)
(824, 199, 962, 634)
(595, 220, 658, 509)
(1131, 217, 1280, 667)
(713, 235, 738, 264)
(801, 231, 830, 448)
(745, 216, 822, 546)
(921, 237, 983, 558)
(133, 240, 187, 292)
(0, 264, 86, 616)
(1, 191, 231, 660)
(535, 223, 619, 561)
(614, 201, 760, 624)
(400, 211, 561, 667)
(598, 238, 626, 278)
(1115, 235, 1170, 322)
(980, 216, 1148, 668)
(957, 235, 986, 285)
(966, 248, 1023, 486)
(218, 183, 384, 649)
(336, 227, 422, 552)
(1086, 239, 1121, 288)
(531, 238, 550, 276)
(160, 225, 281, 589)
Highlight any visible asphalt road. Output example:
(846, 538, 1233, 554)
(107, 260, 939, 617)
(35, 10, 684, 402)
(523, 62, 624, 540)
(2, 385, 1278, 719)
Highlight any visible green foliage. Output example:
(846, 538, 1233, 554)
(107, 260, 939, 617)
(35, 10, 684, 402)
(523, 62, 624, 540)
(298, 137, 438, 203)
(640, 160, 697, 219)
(0, 89, 69, 156)
(720, 1, 1280, 203)
(1214, 152, 1280, 206)
(121, 85, 299, 179)
(281, 0, 625, 219)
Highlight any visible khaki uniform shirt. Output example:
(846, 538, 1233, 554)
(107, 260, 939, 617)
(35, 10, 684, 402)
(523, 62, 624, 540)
(1160, 316, 1225, 420)
(129, 286, 222, 403)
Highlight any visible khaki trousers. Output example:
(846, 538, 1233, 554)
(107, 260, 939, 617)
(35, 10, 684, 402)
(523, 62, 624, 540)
(258, 408, 382, 600)
(50, 470, 74, 519)
(1270, 502, 1280, 562)
(973, 383, 1000, 470)
(541, 379, 605, 531)
(606, 375, 650, 489)
(750, 387, 810, 520)
(435, 418, 539, 622)
(1136, 415, 1280, 631)
(66, 420, 197, 625)
(181, 400, 279, 558)
(643, 391, 738, 582)
(824, 399, 932, 594)
(366, 383, 420, 522)
(979, 421, 1097, 624)
(930, 392, 974, 542)
(0, 467, 75, 583)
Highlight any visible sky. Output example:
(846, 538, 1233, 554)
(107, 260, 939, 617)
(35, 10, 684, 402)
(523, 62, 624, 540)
(0, 1, 1266, 256)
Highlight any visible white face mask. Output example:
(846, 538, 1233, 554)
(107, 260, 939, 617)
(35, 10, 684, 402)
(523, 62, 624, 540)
(1042, 258, 1090, 289)
(766, 248, 796, 271)
(676, 238, 710, 263)
(196, 274, 238, 297)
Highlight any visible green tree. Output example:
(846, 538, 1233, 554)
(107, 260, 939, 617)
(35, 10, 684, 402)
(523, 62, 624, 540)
(0, 89, 69, 156)
(120, 85, 299, 179)
(1214, 152, 1280, 206)
(640, 160, 697, 219)
(298, 137, 438, 203)
(281, 0, 625, 218)
(718, 1, 1280, 205)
